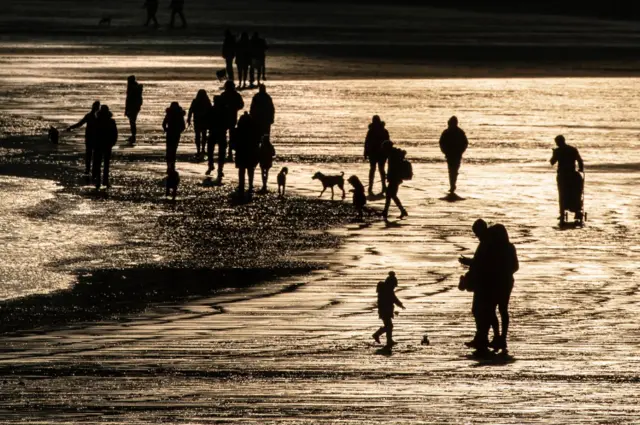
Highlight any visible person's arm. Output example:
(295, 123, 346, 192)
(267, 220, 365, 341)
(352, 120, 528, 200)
(269, 99, 275, 124)
(439, 131, 447, 156)
(461, 132, 469, 154)
(511, 245, 519, 274)
(576, 150, 584, 172)
(393, 294, 405, 309)
(187, 101, 194, 126)
(363, 131, 371, 159)
(162, 115, 168, 132)
(237, 94, 245, 110)
(110, 121, 118, 146)
(66, 114, 88, 131)
(459, 256, 473, 266)
(550, 149, 558, 166)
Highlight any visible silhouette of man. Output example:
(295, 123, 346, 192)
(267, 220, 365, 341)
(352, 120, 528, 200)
(187, 89, 212, 158)
(163, 102, 186, 172)
(125, 75, 143, 144)
(364, 115, 389, 195)
(250, 84, 275, 143)
(93, 105, 118, 190)
(372, 271, 405, 347)
(143, 0, 159, 27)
(249, 32, 268, 86)
(439, 116, 468, 194)
(233, 111, 260, 196)
(381, 140, 408, 221)
(169, 0, 186, 28)
(66, 100, 100, 175)
(222, 29, 236, 83)
(235, 32, 250, 89)
(219, 80, 244, 161)
(207, 95, 227, 180)
(550, 135, 584, 221)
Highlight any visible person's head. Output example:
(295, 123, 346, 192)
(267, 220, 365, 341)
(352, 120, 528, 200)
(196, 89, 208, 101)
(371, 115, 381, 125)
(127, 75, 136, 84)
(555, 135, 566, 147)
(258, 84, 266, 94)
(472, 218, 488, 240)
(224, 80, 235, 91)
(448, 115, 458, 128)
(91, 101, 100, 112)
(489, 224, 510, 245)
(98, 104, 111, 117)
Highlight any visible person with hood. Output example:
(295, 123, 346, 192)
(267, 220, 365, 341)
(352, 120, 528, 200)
(381, 140, 408, 221)
(550, 135, 584, 221)
(250, 84, 275, 143)
(235, 32, 250, 89)
(169, 0, 187, 29)
(222, 29, 236, 83)
(162, 102, 186, 172)
(187, 89, 212, 159)
(219, 80, 245, 161)
(125, 75, 143, 144)
(364, 115, 389, 195)
(143, 0, 159, 27)
(439, 115, 469, 194)
(207, 95, 227, 181)
(233, 111, 260, 196)
(249, 32, 268, 86)
(93, 105, 118, 190)
(66, 100, 100, 175)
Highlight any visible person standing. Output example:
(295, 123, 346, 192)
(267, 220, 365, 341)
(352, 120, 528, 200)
(169, 0, 187, 29)
(187, 89, 212, 159)
(207, 95, 227, 180)
(222, 29, 236, 83)
(550, 135, 584, 221)
(233, 111, 259, 196)
(125, 75, 143, 144)
(65, 100, 100, 175)
(93, 105, 118, 190)
(363, 115, 389, 196)
(250, 84, 275, 143)
(381, 140, 408, 221)
(372, 271, 405, 347)
(249, 32, 268, 86)
(143, 0, 159, 27)
(219, 80, 245, 161)
(439, 115, 469, 194)
(162, 102, 186, 172)
(235, 32, 250, 89)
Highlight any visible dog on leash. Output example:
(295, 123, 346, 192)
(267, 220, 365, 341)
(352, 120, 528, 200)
(277, 167, 288, 197)
(98, 16, 112, 26)
(48, 127, 59, 145)
(166, 166, 180, 200)
(216, 69, 227, 82)
(312, 171, 345, 200)
(347, 175, 367, 220)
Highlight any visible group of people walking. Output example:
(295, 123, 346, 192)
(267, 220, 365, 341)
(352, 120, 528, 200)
(222, 30, 268, 88)
(143, 0, 187, 29)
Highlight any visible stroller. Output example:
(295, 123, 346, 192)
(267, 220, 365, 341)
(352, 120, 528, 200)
(559, 170, 587, 225)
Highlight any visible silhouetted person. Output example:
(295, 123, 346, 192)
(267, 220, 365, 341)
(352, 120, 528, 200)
(143, 0, 159, 27)
(207, 95, 226, 180)
(250, 84, 275, 143)
(169, 0, 186, 28)
(219, 80, 245, 161)
(233, 111, 260, 196)
(166, 164, 180, 200)
(162, 102, 186, 172)
(187, 89, 211, 158)
(381, 140, 408, 221)
(93, 105, 118, 190)
(125, 75, 143, 144)
(66, 100, 100, 175)
(235, 32, 250, 89)
(249, 32, 268, 86)
(364, 115, 389, 195)
(347, 175, 367, 221)
(222, 29, 236, 83)
(372, 271, 405, 347)
(550, 135, 584, 221)
(439, 116, 468, 194)
(258, 137, 275, 193)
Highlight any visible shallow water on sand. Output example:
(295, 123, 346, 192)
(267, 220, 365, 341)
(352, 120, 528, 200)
(1, 52, 640, 423)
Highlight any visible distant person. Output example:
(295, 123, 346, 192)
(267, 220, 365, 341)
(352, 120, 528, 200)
(143, 0, 159, 27)
(125, 75, 143, 144)
(258, 137, 276, 193)
(233, 111, 260, 195)
(222, 29, 236, 83)
(439, 115, 468, 194)
(250, 84, 275, 143)
(235, 32, 250, 89)
(381, 140, 408, 221)
(219, 80, 245, 161)
(550, 135, 584, 221)
(249, 32, 268, 86)
(187, 89, 212, 159)
(372, 271, 405, 347)
(347, 175, 367, 221)
(162, 102, 186, 172)
(363, 115, 389, 196)
(65, 100, 100, 175)
(169, 0, 186, 28)
(206, 95, 226, 180)
(93, 105, 118, 190)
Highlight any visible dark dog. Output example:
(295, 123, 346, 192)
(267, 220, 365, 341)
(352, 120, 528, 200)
(277, 167, 288, 197)
(166, 168, 180, 200)
(48, 127, 59, 145)
(312, 171, 345, 200)
(347, 175, 367, 220)
(216, 69, 227, 82)
(98, 16, 112, 26)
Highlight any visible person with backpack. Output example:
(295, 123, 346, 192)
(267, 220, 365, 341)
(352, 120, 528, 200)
(125, 75, 143, 144)
(363, 115, 389, 196)
(65, 100, 100, 175)
(381, 140, 409, 221)
(93, 105, 118, 190)
(439, 115, 468, 194)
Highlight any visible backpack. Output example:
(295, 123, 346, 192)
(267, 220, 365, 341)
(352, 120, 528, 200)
(400, 158, 413, 181)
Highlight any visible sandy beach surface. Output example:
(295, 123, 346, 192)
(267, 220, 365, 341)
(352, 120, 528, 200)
(1, 2, 640, 423)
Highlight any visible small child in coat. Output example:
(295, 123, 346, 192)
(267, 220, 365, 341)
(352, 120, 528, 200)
(258, 137, 276, 193)
(373, 271, 405, 347)
(347, 175, 367, 220)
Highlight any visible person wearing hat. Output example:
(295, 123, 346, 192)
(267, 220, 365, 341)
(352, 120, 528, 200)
(93, 105, 118, 190)
(363, 115, 389, 196)
(162, 102, 186, 172)
(439, 115, 468, 194)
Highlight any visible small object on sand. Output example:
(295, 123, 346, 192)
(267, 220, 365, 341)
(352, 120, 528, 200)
(421, 334, 430, 345)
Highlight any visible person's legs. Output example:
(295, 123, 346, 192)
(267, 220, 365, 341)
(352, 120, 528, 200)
(447, 156, 461, 193)
(377, 158, 387, 193)
(383, 317, 394, 344)
(92, 148, 103, 188)
(225, 58, 234, 82)
(249, 62, 255, 86)
(391, 186, 407, 217)
(367, 159, 376, 194)
(206, 136, 215, 174)
(194, 128, 202, 154)
(382, 184, 396, 219)
(217, 139, 227, 179)
(261, 167, 268, 190)
(247, 167, 255, 191)
(227, 128, 235, 161)
(474, 290, 492, 352)
(84, 142, 93, 174)
(236, 64, 242, 87)
(179, 11, 186, 28)
(497, 282, 513, 350)
(128, 112, 138, 143)
(102, 148, 112, 187)
(238, 167, 245, 194)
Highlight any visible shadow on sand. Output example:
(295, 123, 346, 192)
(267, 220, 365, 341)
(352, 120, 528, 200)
(439, 192, 465, 202)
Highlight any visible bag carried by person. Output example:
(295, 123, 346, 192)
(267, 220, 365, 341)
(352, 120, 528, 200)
(400, 158, 413, 181)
